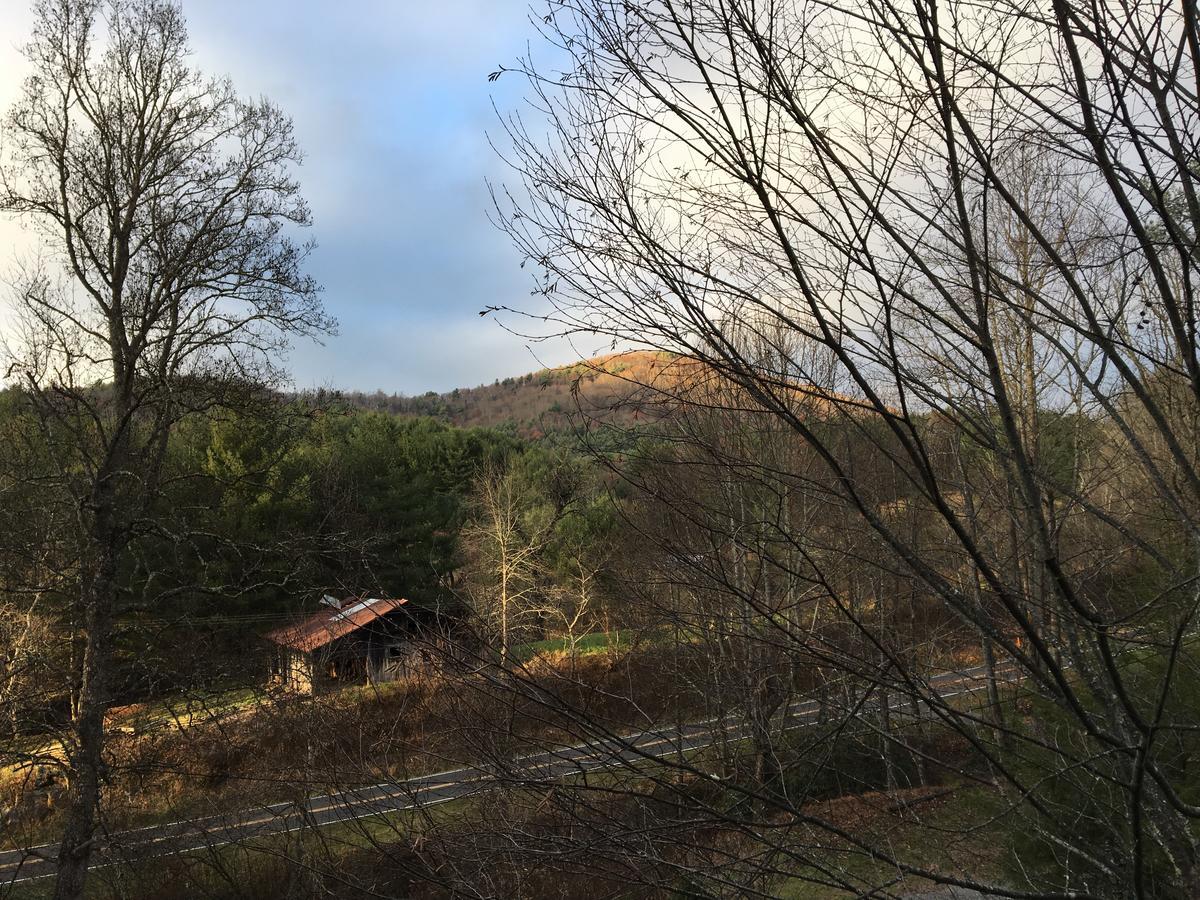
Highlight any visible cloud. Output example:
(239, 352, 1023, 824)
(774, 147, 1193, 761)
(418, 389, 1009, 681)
(0, 0, 573, 394)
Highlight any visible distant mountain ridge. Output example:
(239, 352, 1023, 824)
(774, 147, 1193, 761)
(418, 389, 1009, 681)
(339, 350, 681, 437)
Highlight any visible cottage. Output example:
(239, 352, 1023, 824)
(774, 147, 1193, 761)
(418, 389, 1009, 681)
(266, 595, 424, 693)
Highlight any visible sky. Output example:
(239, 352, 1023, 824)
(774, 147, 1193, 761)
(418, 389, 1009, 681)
(0, 0, 581, 394)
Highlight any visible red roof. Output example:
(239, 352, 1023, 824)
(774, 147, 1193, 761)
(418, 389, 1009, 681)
(265, 597, 409, 652)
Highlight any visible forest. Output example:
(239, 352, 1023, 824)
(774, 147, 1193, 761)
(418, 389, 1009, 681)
(2, 0, 1200, 898)
(0, 383, 629, 703)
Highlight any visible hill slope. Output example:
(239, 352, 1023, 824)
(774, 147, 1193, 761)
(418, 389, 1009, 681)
(342, 350, 682, 437)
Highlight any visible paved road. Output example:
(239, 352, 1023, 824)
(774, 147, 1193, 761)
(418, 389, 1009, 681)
(0, 665, 1001, 886)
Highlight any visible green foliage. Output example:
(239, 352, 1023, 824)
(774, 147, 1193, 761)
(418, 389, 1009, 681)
(1001, 644, 1200, 898)
(0, 370, 636, 710)
(178, 408, 522, 615)
(0, 390, 534, 705)
(514, 629, 627, 660)
(458, 443, 622, 653)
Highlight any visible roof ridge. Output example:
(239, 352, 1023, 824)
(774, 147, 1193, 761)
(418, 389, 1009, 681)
(265, 597, 409, 651)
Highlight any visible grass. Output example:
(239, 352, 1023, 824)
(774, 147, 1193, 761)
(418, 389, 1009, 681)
(103, 686, 265, 740)
(3, 643, 701, 855)
(3, 685, 263, 773)
(512, 624, 684, 661)
(3, 764, 662, 899)
(1, 797, 448, 900)
(3, 644, 1023, 898)
(3, 701, 1016, 899)
(772, 784, 1006, 899)
(6, 785, 1002, 900)
(513, 629, 628, 660)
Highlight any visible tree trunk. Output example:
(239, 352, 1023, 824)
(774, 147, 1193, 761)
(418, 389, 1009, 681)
(879, 684, 897, 791)
(907, 692, 928, 787)
(750, 673, 784, 795)
(499, 576, 509, 665)
(980, 629, 1006, 748)
(53, 553, 117, 900)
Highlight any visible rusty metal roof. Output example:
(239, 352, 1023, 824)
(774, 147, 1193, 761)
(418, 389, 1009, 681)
(265, 597, 409, 652)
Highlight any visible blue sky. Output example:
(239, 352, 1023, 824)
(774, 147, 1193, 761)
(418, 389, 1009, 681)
(0, 1, 581, 393)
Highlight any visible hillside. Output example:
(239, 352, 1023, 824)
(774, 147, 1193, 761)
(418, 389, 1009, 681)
(341, 350, 684, 437)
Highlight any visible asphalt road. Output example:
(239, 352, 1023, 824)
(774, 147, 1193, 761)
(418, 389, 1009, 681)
(0, 665, 1001, 886)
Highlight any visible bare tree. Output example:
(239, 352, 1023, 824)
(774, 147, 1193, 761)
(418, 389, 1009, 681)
(0, 1, 330, 895)
(462, 460, 560, 663)
(473, 0, 1200, 895)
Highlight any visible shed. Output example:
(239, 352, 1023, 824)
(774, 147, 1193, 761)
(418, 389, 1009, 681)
(265, 596, 420, 693)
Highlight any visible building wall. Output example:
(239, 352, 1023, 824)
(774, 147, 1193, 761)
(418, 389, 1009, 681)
(366, 640, 413, 684)
(277, 648, 314, 694)
(270, 609, 438, 693)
